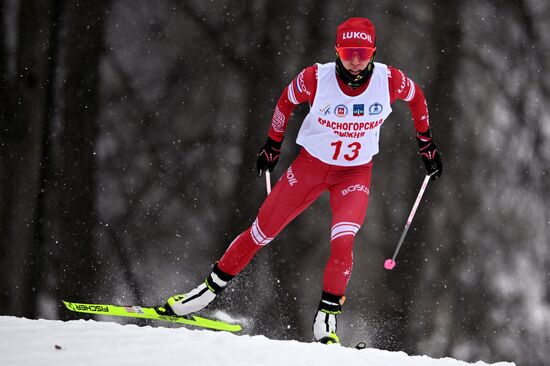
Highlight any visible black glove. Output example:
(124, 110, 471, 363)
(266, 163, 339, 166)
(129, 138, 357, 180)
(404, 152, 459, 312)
(416, 129, 442, 180)
(256, 137, 282, 176)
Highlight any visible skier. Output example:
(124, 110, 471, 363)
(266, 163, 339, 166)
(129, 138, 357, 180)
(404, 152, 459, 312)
(164, 17, 442, 344)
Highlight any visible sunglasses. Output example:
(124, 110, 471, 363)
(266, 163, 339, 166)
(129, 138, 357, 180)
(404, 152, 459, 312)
(336, 47, 376, 61)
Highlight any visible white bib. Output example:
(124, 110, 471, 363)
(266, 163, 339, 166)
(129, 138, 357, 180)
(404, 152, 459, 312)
(296, 62, 392, 166)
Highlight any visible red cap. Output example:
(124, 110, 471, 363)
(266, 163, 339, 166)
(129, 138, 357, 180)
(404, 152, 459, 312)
(336, 18, 376, 48)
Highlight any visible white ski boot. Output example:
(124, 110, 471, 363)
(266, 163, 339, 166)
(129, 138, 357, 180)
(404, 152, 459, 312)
(313, 292, 345, 344)
(166, 263, 233, 316)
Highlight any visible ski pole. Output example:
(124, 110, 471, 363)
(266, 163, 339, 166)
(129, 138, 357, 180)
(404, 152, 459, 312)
(265, 170, 272, 195)
(384, 173, 433, 270)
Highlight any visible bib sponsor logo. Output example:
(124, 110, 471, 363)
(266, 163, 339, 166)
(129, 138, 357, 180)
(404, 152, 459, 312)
(320, 104, 331, 116)
(334, 104, 348, 118)
(341, 184, 370, 196)
(353, 104, 364, 117)
(368, 103, 383, 115)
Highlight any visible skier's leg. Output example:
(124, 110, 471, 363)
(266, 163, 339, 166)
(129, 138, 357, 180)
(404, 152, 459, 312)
(323, 163, 372, 295)
(168, 149, 328, 315)
(313, 162, 373, 342)
(217, 149, 328, 275)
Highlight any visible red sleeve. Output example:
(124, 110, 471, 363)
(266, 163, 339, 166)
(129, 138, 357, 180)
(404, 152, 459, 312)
(268, 65, 317, 142)
(388, 66, 430, 133)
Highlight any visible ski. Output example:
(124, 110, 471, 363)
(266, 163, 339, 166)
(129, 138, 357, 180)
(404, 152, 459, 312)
(62, 300, 242, 332)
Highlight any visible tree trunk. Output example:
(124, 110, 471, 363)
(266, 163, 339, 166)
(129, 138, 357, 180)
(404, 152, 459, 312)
(0, 0, 59, 317)
(0, 0, 10, 315)
(406, 0, 467, 356)
(55, 0, 109, 317)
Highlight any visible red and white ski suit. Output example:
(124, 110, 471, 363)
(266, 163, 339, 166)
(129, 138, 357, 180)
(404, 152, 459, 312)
(217, 61, 430, 296)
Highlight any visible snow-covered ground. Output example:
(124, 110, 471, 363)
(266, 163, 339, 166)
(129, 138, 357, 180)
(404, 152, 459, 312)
(0, 316, 515, 366)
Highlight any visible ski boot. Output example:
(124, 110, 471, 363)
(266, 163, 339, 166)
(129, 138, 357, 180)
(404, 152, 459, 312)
(165, 263, 233, 316)
(313, 291, 345, 344)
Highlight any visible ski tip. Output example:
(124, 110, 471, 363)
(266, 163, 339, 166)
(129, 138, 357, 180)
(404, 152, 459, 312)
(62, 300, 75, 311)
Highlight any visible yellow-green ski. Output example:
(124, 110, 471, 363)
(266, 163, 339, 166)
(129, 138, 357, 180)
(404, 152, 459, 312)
(62, 300, 241, 332)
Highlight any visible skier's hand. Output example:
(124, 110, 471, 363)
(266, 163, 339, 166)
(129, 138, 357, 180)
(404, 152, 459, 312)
(416, 129, 442, 180)
(256, 137, 282, 176)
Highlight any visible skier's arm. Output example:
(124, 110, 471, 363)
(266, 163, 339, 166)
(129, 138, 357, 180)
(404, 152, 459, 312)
(257, 65, 317, 176)
(389, 66, 442, 179)
(267, 65, 317, 142)
(388, 66, 430, 133)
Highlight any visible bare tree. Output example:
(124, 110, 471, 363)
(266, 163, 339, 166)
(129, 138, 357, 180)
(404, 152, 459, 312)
(0, 0, 61, 317)
(53, 0, 110, 317)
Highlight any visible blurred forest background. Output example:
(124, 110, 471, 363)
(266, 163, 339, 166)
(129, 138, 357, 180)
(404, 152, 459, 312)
(1, 0, 549, 365)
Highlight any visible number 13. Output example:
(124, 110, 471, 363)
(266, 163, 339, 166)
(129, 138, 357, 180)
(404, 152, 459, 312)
(331, 140, 362, 161)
